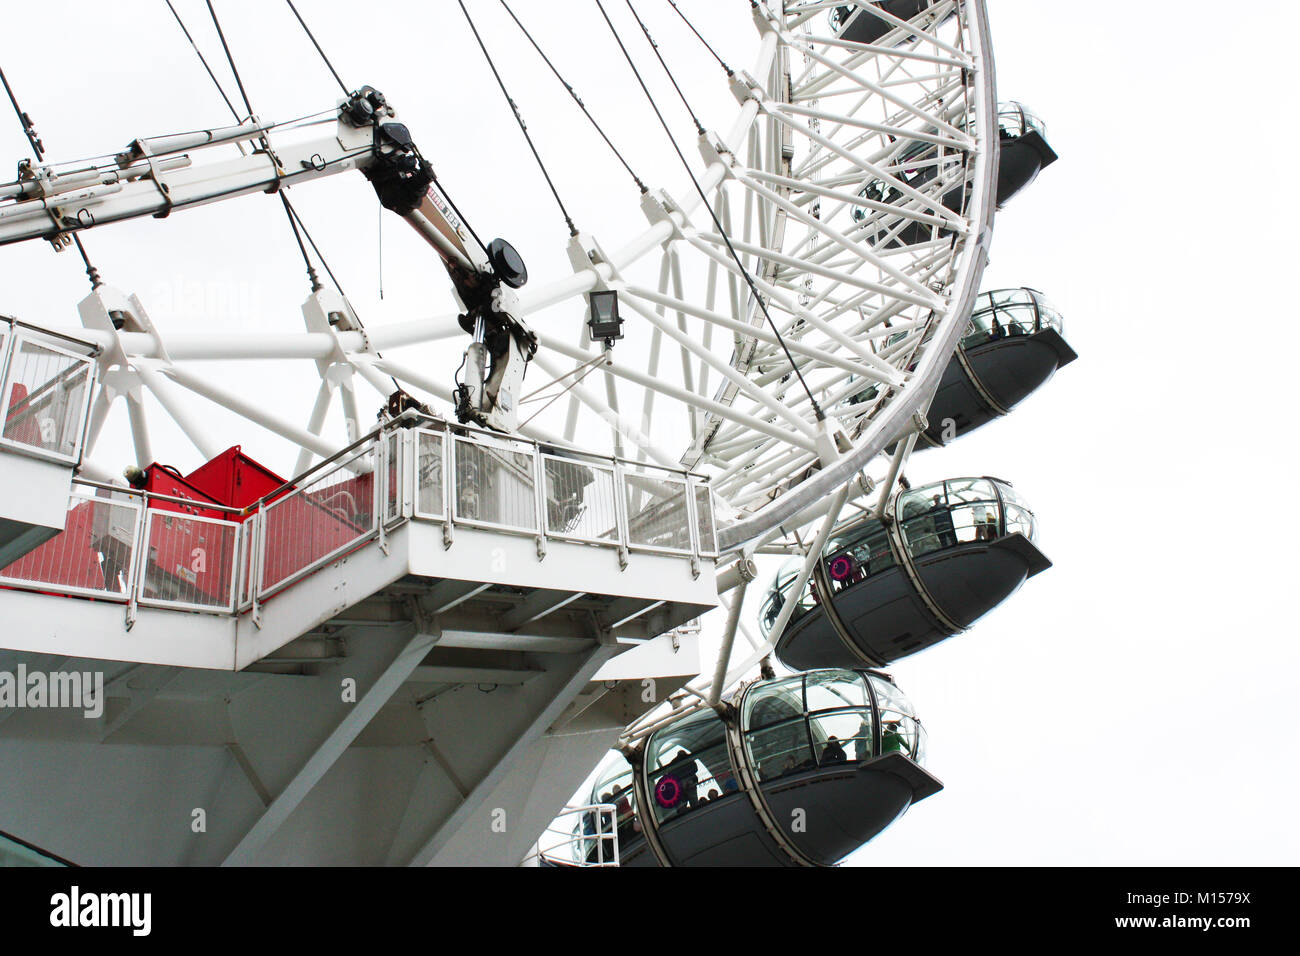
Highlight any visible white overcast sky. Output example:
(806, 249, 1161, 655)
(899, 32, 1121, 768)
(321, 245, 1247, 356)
(2, 1, 1297, 865)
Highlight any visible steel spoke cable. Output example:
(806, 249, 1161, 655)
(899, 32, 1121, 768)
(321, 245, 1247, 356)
(2, 62, 103, 288)
(189, 1, 316, 289)
(0, 64, 45, 159)
(457, 0, 579, 237)
(279, 193, 321, 293)
(664, 0, 733, 77)
(593, 0, 825, 420)
(497, 0, 647, 193)
(165, 0, 244, 125)
(179, 0, 402, 393)
(620, 0, 705, 135)
(205, 0, 257, 122)
(279, 195, 403, 392)
(284, 0, 351, 97)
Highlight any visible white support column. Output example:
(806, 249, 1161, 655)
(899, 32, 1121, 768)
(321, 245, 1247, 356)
(83, 387, 112, 457)
(159, 364, 340, 461)
(293, 378, 334, 476)
(405, 639, 618, 867)
(136, 364, 221, 461)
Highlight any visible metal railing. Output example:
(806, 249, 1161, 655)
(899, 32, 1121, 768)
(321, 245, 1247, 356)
(0, 316, 97, 467)
(0, 412, 719, 625)
(523, 803, 620, 868)
(412, 418, 719, 561)
(258, 443, 378, 599)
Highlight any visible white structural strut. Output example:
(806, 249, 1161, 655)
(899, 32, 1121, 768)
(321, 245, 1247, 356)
(221, 627, 438, 866)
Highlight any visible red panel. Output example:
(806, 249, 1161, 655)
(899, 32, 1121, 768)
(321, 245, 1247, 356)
(0, 501, 106, 591)
(184, 446, 288, 509)
(4, 383, 41, 446)
(259, 473, 375, 589)
(140, 511, 237, 606)
(1, 445, 371, 605)
(140, 465, 228, 520)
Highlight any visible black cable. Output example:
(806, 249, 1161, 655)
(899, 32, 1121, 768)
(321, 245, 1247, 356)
(167, 0, 322, 298)
(284, 0, 350, 96)
(594, 0, 825, 420)
(457, 0, 579, 237)
(165, 0, 243, 124)
(205, 0, 256, 121)
(3, 62, 108, 288)
(165, 3, 362, 294)
(497, 0, 646, 193)
(664, 0, 733, 76)
(71, 235, 103, 289)
(281, 198, 344, 298)
(0, 64, 44, 159)
(186, 1, 398, 392)
(279, 193, 321, 292)
(620, 0, 704, 135)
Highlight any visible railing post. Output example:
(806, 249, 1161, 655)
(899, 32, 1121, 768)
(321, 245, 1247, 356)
(376, 435, 389, 556)
(123, 494, 149, 632)
(685, 474, 701, 580)
(442, 431, 455, 550)
(234, 517, 248, 614)
(252, 501, 266, 629)
(612, 461, 630, 571)
(532, 446, 547, 561)
(401, 428, 414, 520)
(0, 325, 15, 411)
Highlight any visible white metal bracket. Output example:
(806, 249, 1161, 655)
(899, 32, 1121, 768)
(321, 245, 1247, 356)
(639, 188, 690, 247)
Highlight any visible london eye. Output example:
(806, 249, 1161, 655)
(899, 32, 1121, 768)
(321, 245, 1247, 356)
(0, 0, 1073, 866)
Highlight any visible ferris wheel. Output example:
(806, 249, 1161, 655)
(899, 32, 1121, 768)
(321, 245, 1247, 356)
(0, 1, 1073, 867)
(1, 0, 992, 539)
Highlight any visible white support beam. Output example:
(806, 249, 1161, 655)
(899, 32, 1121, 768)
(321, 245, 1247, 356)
(405, 639, 617, 866)
(136, 364, 222, 461)
(221, 628, 438, 866)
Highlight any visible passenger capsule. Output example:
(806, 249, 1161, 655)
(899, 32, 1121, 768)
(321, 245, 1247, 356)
(829, 2, 954, 46)
(761, 477, 1050, 670)
(851, 101, 1058, 246)
(993, 101, 1058, 206)
(574, 668, 940, 867)
(920, 288, 1077, 447)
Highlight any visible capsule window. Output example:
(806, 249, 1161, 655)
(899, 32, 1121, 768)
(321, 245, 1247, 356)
(805, 669, 871, 712)
(898, 480, 1004, 555)
(743, 675, 805, 730)
(809, 710, 874, 765)
(758, 562, 821, 636)
(824, 519, 895, 591)
(878, 712, 922, 762)
(747, 717, 817, 782)
(590, 756, 640, 846)
(869, 675, 918, 719)
(645, 711, 737, 822)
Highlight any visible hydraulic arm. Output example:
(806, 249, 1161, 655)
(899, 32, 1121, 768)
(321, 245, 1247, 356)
(0, 85, 536, 433)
